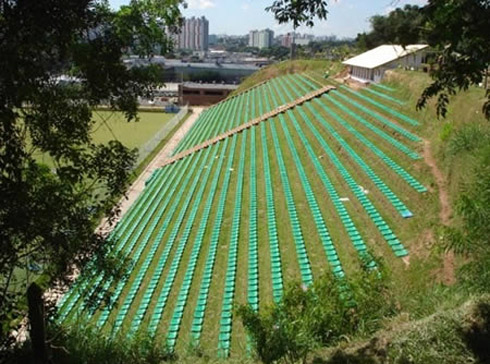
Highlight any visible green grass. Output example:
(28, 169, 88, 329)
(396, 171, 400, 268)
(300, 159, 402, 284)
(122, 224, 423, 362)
(34, 110, 176, 170)
(90, 111, 175, 150)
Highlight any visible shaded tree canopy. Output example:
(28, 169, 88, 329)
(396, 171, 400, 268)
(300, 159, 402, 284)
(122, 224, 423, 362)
(355, 5, 425, 51)
(0, 0, 182, 348)
(417, 0, 490, 119)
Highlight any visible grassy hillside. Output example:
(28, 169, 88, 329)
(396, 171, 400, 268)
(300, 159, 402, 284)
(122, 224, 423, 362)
(36, 62, 490, 364)
(233, 59, 343, 95)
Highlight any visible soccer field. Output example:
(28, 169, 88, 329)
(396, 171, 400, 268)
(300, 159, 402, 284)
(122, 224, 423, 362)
(34, 111, 175, 167)
(91, 111, 175, 150)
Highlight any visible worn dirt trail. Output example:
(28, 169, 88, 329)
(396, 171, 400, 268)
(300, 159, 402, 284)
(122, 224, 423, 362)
(423, 139, 455, 285)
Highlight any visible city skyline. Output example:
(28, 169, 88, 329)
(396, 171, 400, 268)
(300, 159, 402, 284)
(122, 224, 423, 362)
(109, 0, 427, 38)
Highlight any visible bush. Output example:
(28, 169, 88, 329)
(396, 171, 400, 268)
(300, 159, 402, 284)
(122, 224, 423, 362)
(238, 262, 396, 364)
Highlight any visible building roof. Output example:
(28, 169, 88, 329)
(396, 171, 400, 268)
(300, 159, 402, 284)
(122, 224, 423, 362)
(164, 59, 259, 71)
(182, 82, 238, 90)
(342, 44, 429, 69)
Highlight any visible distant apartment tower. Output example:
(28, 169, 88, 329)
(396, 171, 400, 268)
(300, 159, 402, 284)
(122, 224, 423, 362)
(280, 33, 293, 48)
(249, 29, 274, 49)
(177, 16, 209, 51)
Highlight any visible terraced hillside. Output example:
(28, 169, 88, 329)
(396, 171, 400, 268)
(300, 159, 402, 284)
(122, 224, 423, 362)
(56, 72, 432, 358)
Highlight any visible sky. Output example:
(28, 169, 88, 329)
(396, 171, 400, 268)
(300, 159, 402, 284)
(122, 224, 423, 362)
(109, 0, 427, 38)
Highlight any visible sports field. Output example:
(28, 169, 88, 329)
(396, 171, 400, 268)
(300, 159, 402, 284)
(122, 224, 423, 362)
(91, 111, 175, 150)
(34, 111, 175, 167)
(57, 72, 435, 358)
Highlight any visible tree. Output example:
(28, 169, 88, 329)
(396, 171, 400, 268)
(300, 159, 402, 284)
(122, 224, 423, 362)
(417, 0, 490, 120)
(355, 5, 425, 51)
(0, 0, 182, 352)
(266, 0, 328, 59)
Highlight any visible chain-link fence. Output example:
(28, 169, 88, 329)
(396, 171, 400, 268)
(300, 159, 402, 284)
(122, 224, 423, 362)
(135, 105, 189, 167)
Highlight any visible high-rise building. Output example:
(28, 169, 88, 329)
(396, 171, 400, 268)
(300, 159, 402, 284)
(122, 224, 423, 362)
(248, 29, 274, 49)
(176, 16, 209, 51)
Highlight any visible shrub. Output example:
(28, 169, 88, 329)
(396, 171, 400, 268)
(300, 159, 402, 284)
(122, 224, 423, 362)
(238, 262, 396, 364)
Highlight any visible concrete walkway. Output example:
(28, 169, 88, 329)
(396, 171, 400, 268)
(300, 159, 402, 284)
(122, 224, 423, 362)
(98, 107, 204, 235)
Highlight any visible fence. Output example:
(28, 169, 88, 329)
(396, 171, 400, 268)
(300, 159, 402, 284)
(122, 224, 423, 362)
(135, 105, 189, 167)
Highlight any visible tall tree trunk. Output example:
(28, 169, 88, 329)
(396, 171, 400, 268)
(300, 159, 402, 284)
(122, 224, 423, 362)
(27, 283, 48, 364)
(290, 28, 296, 60)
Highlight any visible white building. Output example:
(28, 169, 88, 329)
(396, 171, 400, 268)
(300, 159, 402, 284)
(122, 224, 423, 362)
(176, 16, 209, 51)
(249, 29, 274, 49)
(343, 44, 428, 83)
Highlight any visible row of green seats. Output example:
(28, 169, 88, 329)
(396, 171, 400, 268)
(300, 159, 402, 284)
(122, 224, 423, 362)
(362, 87, 406, 106)
(269, 119, 314, 285)
(248, 128, 259, 312)
(272, 74, 404, 257)
(296, 74, 421, 140)
(173, 90, 236, 154)
(268, 78, 288, 105)
(307, 101, 413, 218)
(290, 109, 376, 265)
(339, 85, 420, 127)
(334, 89, 420, 140)
(274, 76, 297, 103)
(256, 83, 265, 115)
(189, 94, 240, 149)
(287, 108, 376, 267)
(279, 113, 349, 276)
(188, 134, 241, 347)
(217, 131, 247, 357)
(77, 154, 195, 322)
(259, 92, 285, 301)
(179, 86, 244, 152)
(102, 152, 200, 331)
(172, 102, 218, 154)
(56, 166, 171, 314)
(316, 97, 427, 193)
(288, 74, 420, 160)
(166, 134, 237, 351)
(326, 94, 420, 159)
(298, 106, 409, 257)
(127, 147, 217, 335)
(260, 123, 283, 302)
(146, 141, 228, 337)
(264, 78, 314, 285)
(58, 162, 180, 322)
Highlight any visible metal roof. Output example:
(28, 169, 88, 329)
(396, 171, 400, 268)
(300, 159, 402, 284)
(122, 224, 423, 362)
(164, 60, 259, 71)
(342, 44, 429, 69)
(182, 82, 238, 90)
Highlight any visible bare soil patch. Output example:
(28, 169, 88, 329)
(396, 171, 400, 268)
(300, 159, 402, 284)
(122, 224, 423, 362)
(423, 139, 455, 285)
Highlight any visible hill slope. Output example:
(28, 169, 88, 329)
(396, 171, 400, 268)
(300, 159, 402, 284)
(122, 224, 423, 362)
(54, 61, 490, 362)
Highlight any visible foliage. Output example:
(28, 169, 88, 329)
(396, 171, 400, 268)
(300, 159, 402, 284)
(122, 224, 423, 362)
(258, 46, 291, 61)
(265, 0, 328, 29)
(238, 264, 396, 364)
(0, 0, 182, 351)
(318, 295, 490, 364)
(417, 0, 490, 120)
(355, 5, 425, 51)
(7, 321, 175, 364)
(445, 141, 490, 291)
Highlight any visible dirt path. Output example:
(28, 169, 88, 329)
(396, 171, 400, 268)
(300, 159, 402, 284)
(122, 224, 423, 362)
(97, 107, 204, 235)
(423, 139, 455, 285)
